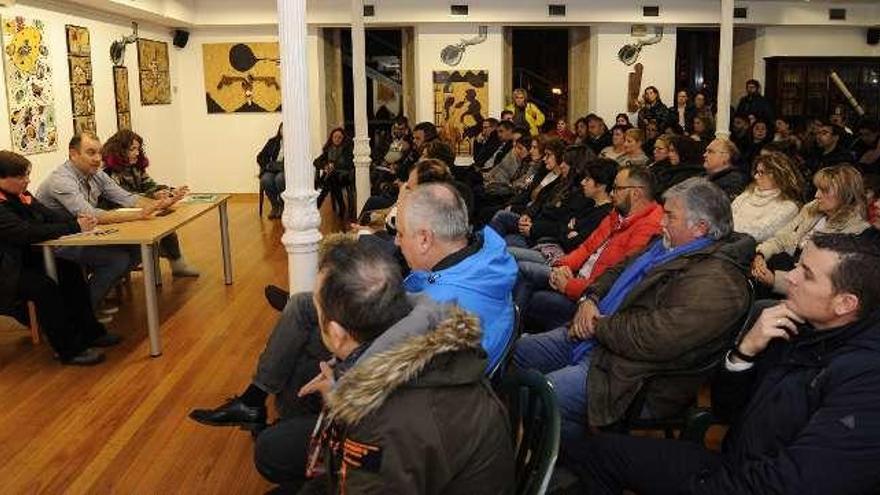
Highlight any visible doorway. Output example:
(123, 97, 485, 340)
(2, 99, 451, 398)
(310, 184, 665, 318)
(510, 28, 569, 131)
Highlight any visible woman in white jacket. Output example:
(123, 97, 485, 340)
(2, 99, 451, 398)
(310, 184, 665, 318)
(752, 164, 870, 294)
(731, 152, 802, 243)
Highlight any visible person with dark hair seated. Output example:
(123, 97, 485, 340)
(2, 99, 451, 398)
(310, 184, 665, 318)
(806, 120, 856, 176)
(397, 121, 439, 182)
(568, 233, 880, 495)
(514, 165, 663, 332)
(314, 127, 356, 226)
(854, 119, 880, 173)
(651, 134, 705, 197)
(514, 178, 753, 443)
(190, 184, 516, 491)
(270, 236, 514, 493)
(0, 151, 121, 365)
(257, 123, 285, 219)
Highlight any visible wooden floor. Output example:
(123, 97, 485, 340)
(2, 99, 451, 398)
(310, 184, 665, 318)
(0, 197, 294, 494)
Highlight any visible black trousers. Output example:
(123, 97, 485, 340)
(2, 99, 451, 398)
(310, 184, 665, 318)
(562, 432, 723, 495)
(254, 414, 319, 493)
(16, 259, 106, 360)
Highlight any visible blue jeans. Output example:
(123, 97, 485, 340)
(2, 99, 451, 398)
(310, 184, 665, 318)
(56, 245, 141, 308)
(513, 326, 592, 441)
(508, 246, 547, 264)
(260, 171, 286, 208)
(515, 260, 578, 332)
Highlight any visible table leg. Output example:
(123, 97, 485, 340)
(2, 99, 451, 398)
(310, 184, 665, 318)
(141, 243, 162, 357)
(219, 201, 233, 285)
(153, 241, 162, 287)
(42, 246, 58, 282)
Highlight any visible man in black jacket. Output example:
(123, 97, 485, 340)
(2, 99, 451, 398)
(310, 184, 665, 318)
(0, 151, 120, 365)
(735, 79, 774, 123)
(807, 121, 857, 176)
(564, 232, 880, 494)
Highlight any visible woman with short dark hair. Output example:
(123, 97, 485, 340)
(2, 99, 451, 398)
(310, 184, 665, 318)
(0, 151, 120, 365)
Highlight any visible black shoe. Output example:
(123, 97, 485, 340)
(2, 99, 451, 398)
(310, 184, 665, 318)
(264, 285, 290, 312)
(90, 333, 123, 348)
(61, 348, 106, 366)
(189, 397, 267, 430)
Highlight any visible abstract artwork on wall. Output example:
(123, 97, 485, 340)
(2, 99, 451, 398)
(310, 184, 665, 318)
(65, 24, 96, 135)
(137, 38, 171, 105)
(432, 70, 488, 156)
(113, 66, 131, 130)
(1, 16, 58, 154)
(202, 42, 281, 113)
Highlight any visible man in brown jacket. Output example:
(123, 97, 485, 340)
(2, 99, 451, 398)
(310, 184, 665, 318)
(513, 178, 753, 441)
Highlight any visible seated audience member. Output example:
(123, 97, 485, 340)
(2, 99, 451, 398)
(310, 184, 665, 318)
(703, 137, 749, 200)
(615, 113, 632, 127)
(478, 120, 517, 172)
(648, 134, 671, 168)
(35, 132, 178, 311)
(0, 151, 121, 365)
(732, 152, 803, 243)
(500, 109, 514, 122)
(690, 114, 715, 146)
(669, 89, 695, 132)
(742, 118, 774, 168)
(360, 120, 412, 218)
(274, 237, 515, 493)
(651, 135, 705, 197)
(573, 117, 589, 147)
(506, 87, 545, 136)
(584, 114, 613, 156)
(314, 127, 355, 224)
(514, 165, 663, 332)
(472, 117, 502, 168)
(551, 118, 576, 144)
(102, 129, 199, 277)
(509, 135, 546, 195)
(617, 129, 650, 167)
(729, 112, 751, 154)
(514, 178, 753, 441)
(489, 142, 592, 249)
(397, 121, 439, 182)
(189, 183, 516, 430)
(773, 115, 802, 151)
(637, 86, 673, 130)
(599, 124, 630, 163)
(506, 158, 617, 266)
(257, 123, 285, 219)
(854, 118, 880, 172)
(806, 120, 856, 176)
(753, 165, 870, 295)
(866, 173, 880, 227)
(568, 233, 880, 495)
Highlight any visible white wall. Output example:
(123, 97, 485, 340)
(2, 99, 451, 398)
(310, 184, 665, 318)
(413, 24, 505, 125)
(592, 24, 678, 125)
(752, 26, 880, 95)
(0, 1, 186, 188)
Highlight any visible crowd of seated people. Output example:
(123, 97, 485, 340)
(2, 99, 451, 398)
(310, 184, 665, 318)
(190, 79, 880, 493)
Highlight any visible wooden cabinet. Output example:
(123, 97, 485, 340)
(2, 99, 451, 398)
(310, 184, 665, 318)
(765, 57, 880, 123)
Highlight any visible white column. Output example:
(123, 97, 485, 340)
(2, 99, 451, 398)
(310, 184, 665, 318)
(715, 0, 734, 138)
(278, 0, 321, 293)
(351, 0, 372, 213)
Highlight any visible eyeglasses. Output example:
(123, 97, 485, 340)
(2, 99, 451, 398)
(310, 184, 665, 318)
(705, 148, 729, 155)
(754, 168, 767, 177)
(613, 185, 644, 192)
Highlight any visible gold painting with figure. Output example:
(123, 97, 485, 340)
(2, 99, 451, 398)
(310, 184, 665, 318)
(202, 42, 281, 113)
(114, 66, 130, 113)
(433, 70, 488, 156)
(65, 25, 90, 56)
(68, 56, 91, 85)
(2, 16, 58, 154)
(74, 115, 96, 134)
(71, 85, 94, 116)
(137, 38, 171, 105)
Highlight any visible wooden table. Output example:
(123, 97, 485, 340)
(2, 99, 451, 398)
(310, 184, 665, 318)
(38, 195, 233, 357)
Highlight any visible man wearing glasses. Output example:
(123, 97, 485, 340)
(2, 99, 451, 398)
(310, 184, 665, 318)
(807, 120, 856, 176)
(703, 138, 749, 200)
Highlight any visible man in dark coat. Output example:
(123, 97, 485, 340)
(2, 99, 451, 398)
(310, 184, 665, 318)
(735, 79, 774, 122)
(703, 138, 749, 200)
(806, 121, 857, 176)
(566, 232, 880, 495)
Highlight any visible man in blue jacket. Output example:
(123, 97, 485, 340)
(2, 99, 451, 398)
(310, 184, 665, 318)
(565, 232, 880, 494)
(189, 182, 516, 490)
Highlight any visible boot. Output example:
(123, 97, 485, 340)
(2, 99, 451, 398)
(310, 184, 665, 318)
(170, 256, 201, 278)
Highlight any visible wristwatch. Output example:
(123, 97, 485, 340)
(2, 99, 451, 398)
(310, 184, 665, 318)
(730, 345, 757, 363)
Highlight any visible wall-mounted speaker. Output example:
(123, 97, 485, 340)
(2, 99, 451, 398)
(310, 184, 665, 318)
(868, 28, 880, 46)
(172, 29, 189, 48)
(548, 4, 566, 17)
(450, 4, 469, 16)
(733, 7, 748, 19)
(642, 6, 660, 17)
(829, 8, 846, 21)
(363, 4, 375, 17)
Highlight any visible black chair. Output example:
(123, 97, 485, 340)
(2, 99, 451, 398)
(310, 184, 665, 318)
(488, 304, 522, 385)
(499, 369, 561, 495)
(618, 279, 756, 443)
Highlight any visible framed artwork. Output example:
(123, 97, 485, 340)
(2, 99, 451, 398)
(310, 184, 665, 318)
(2, 16, 58, 154)
(432, 70, 488, 156)
(65, 24, 95, 134)
(65, 24, 90, 56)
(137, 38, 171, 105)
(113, 66, 130, 113)
(117, 112, 131, 131)
(74, 115, 96, 134)
(202, 42, 281, 113)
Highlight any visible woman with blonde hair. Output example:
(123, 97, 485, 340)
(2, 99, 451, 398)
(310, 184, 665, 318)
(732, 152, 803, 243)
(505, 88, 545, 136)
(617, 128, 650, 167)
(753, 164, 870, 294)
